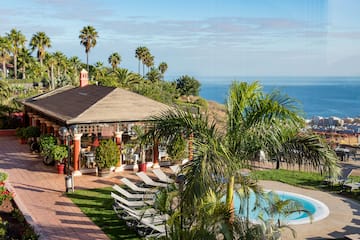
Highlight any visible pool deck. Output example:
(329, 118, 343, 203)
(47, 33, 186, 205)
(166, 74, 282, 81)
(260, 180, 360, 239)
(0, 136, 360, 239)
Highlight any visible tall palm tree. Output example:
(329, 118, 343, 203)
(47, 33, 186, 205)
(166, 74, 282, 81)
(53, 51, 66, 78)
(7, 29, 26, 79)
(93, 61, 106, 81)
(108, 52, 121, 71)
(135, 46, 148, 75)
(0, 36, 11, 79)
(44, 53, 57, 89)
(224, 81, 338, 221)
(150, 81, 339, 238)
(79, 25, 98, 71)
(29, 32, 51, 66)
(143, 52, 154, 74)
(17, 48, 33, 79)
(68, 56, 83, 85)
(158, 61, 168, 79)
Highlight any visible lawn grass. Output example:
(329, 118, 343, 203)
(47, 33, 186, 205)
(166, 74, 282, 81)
(253, 168, 360, 202)
(253, 169, 325, 189)
(67, 187, 140, 240)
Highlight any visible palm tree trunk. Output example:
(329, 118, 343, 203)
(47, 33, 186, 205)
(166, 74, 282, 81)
(51, 64, 54, 90)
(226, 176, 235, 223)
(138, 60, 140, 75)
(86, 52, 89, 71)
(14, 55, 17, 79)
(142, 63, 145, 77)
(2, 60, 6, 79)
(276, 157, 280, 169)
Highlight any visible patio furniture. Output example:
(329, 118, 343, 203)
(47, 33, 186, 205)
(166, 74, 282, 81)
(112, 200, 159, 220)
(136, 172, 168, 188)
(136, 216, 167, 239)
(110, 192, 154, 208)
(112, 184, 155, 200)
(343, 182, 360, 192)
(169, 165, 180, 174)
(152, 169, 174, 184)
(323, 168, 353, 186)
(121, 178, 158, 193)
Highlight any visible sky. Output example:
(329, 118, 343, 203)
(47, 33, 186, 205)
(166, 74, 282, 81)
(1, 0, 360, 78)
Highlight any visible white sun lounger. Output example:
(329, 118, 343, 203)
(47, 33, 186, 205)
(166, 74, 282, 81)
(136, 172, 168, 188)
(112, 184, 155, 200)
(152, 169, 174, 184)
(119, 204, 169, 224)
(121, 178, 158, 193)
(111, 192, 154, 208)
(113, 200, 159, 220)
(136, 216, 167, 239)
(169, 165, 180, 174)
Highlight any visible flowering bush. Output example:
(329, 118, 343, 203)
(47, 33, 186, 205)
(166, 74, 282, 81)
(0, 172, 14, 205)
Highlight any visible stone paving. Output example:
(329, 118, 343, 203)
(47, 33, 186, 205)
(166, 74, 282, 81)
(1, 136, 360, 239)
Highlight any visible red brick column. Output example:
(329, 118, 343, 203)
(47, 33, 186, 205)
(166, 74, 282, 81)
(152, 138, 160, 168)
(27, 113, 33, 127)
(73, 133, 83, 176)
(114, 131, 123, 172)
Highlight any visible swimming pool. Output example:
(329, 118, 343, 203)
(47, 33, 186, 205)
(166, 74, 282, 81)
(233, 190, 329, 225)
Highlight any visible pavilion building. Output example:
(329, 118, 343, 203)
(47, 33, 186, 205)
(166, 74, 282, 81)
(21, 69, 171, 176)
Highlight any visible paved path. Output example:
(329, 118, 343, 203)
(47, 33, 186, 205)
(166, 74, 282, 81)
(1, 136, 360, 239)
(0, 136, 115, 240)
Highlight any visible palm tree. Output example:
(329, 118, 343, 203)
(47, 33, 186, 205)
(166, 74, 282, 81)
(17, 48, 33, 79)
(44, 53, 57, 89)
(116, 68, 142, 89)
(7, 29, 26, 79)
(29, 32, 51, 66)
(93, 61, 106, 81)
(143, 52, 154, 74)
(224, 81, 338, 221)
(135, 46, 148, 75)
(158, 61, 168, 79)
(53, 51, 66, 78)
(146, 67, 161, 82)
(0, 80, 10, 104)
(79, 25, 98, 71)
(150, 81, 339, 238)
(108, 52, 121, 71)
(0, 36, 11, 79)
(259, 191, 313, 239)
(68, 56, 83, 85)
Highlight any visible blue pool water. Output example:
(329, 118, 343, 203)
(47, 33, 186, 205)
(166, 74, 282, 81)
(233, 191, 316, 224)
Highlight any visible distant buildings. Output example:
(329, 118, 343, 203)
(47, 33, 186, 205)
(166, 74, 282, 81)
(309, 116, 360, 147)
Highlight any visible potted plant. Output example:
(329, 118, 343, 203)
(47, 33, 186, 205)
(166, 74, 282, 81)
(95, 139, 120, 177)
(15, 127, 27, 144)
(24, 126, 40, 141)
(24, 126, 41, 152)
(39, 135, 57, 165)
(51, 145, 68, 174)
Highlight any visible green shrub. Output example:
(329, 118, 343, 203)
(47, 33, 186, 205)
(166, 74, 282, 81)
(15, 127, 26, 138)
(95, 139, 120, 169)
(24, 126, 40, 139)
(39, 135, 57, 157)
(51, 145, 68, 163)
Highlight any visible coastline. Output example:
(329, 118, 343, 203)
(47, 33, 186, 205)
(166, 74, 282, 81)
(199, 77, 360, 118)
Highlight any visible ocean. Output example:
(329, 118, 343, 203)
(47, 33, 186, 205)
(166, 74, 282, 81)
(198, 76, 360, 119)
